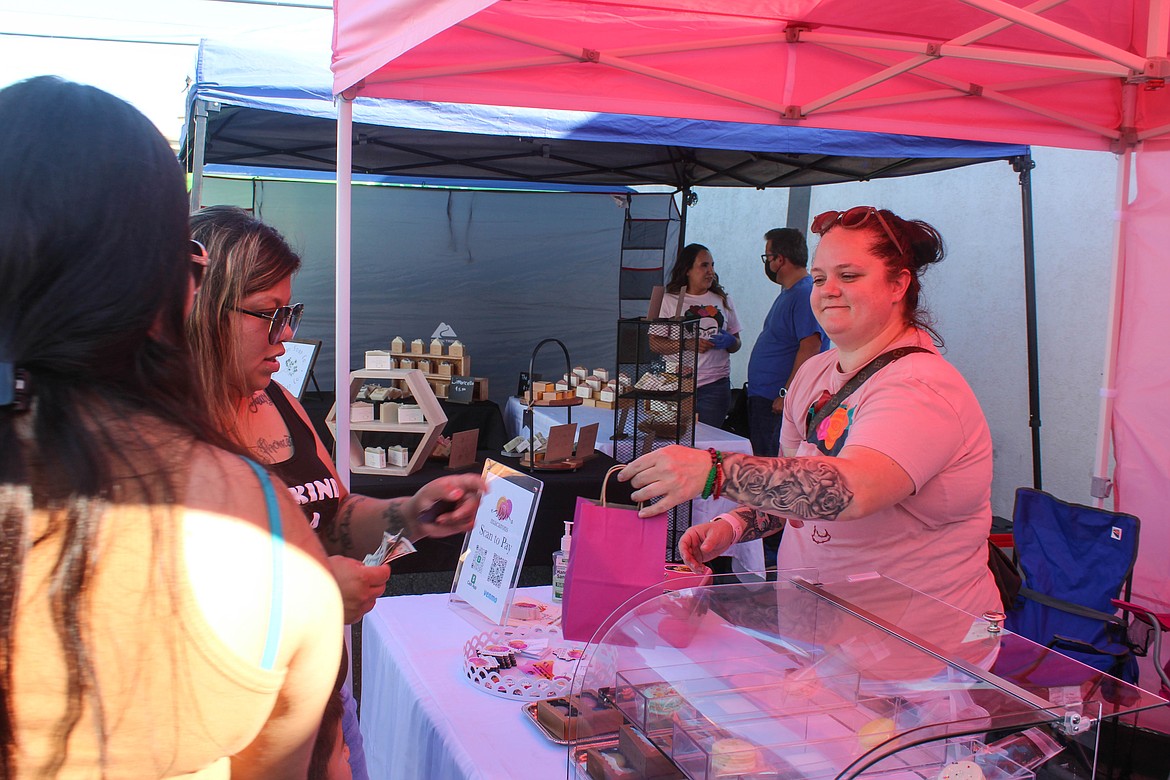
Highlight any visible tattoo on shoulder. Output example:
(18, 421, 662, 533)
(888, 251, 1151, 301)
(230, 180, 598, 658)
(723, 456, 853, 523)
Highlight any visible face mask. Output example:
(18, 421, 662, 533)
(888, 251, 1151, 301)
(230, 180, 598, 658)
(764, 261, 780, 283)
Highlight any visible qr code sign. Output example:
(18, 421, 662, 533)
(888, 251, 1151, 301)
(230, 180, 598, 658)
(471, 545, 487, 573)
(487, 553, 508, 588)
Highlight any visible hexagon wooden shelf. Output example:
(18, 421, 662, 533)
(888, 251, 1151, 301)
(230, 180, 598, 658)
(326, 368, 448, 476)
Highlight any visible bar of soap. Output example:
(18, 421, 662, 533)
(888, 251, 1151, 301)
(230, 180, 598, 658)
(448, 340, 464, 357)
(575, 385, 593, 399)
(365, 349, 392, 370)
(386, 445, 409, 467)
(430, 338, 444, 355)
(351, 403, 375, 422)
(363, 446, 387, 468)
(503, 435, 525, 453)
(379, 402, 400, 423)
(410, 338, 425, 354)
(390, 336, 405, 353)
(398, 404, 424, 424)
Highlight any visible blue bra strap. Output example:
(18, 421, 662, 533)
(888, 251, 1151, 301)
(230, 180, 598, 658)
(243, 458, 284, 670)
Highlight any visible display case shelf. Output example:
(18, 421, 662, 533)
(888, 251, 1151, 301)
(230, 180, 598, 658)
(326, 368, 447, 476)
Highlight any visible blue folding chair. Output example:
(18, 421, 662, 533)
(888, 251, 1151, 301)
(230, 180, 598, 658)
(1004, 487, 1141, 684)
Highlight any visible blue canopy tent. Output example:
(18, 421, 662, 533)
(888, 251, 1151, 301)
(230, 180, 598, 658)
(181, 40, 1045, 480)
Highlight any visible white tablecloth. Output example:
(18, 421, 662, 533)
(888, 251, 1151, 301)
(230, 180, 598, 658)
(502, 397, 763, 570)
(360, 587, 568, 780)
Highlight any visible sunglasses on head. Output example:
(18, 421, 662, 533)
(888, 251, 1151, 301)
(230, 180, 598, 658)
(811, 206, 905, 256)
(190, 239, 209, 291)
(232, 302, 305, 345)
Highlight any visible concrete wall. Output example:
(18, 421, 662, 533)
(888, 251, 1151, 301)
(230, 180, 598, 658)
(680, 147, 1117, 520)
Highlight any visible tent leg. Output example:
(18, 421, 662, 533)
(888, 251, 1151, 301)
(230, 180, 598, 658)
(1013, 154, 1043, 490)
(677, 188, 691, 256)
(189, 100, 208, 211)
(335, 96, 354, 488)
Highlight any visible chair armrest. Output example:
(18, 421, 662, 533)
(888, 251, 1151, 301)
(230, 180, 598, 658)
(1113, 599, 1170, 629)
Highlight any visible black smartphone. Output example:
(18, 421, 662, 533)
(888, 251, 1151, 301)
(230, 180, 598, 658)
(416, 499, 460, 526)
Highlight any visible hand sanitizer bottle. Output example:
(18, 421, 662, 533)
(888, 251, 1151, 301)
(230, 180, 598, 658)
(551, 521, 573, 603)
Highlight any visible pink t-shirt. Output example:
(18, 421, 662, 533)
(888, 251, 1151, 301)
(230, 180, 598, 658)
(777, 329, 1000, 617)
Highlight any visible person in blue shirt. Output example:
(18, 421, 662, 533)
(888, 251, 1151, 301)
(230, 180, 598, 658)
(747, 228, 829, 459)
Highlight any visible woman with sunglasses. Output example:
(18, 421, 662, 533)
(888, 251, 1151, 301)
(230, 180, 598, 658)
(1, 78, 343, 777)
(188, 205, 484, 779)
(621, 206, 999, 616)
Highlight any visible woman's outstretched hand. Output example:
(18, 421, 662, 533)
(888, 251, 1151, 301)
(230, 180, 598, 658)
(618, 445, 711, 518)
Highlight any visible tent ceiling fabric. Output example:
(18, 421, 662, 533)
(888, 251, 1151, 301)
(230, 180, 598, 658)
(332, 0, 1170, 152)
(195, 103, 1016, 187)
(188, 40, 1025, 188)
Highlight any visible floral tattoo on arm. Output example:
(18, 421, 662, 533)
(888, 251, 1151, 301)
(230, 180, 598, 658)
(722, 455, 853, 533)
(728, 506, 786, 544)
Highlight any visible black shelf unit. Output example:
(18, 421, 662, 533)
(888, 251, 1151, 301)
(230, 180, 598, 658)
(611, 316, 698, 561)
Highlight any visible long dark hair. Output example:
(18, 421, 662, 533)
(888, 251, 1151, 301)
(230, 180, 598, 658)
(0, 77, 227, 776)
(665, 243, 729, 306)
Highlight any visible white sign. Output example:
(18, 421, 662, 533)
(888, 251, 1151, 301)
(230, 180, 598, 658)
(451, 460, 543, 624)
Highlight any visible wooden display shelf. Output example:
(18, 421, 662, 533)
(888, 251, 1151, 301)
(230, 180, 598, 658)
(325, 368, 447, 476)
(526, 397, 583, 408)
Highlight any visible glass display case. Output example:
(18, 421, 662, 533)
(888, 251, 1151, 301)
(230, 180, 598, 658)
(561, 572, 1167, 780)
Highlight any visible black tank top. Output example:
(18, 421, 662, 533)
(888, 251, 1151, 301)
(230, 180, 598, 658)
(264, 382, 340, 533)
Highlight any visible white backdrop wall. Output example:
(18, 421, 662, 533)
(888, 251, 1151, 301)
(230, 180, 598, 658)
(681, 147, 1116, 521)
(201, 176, 637, 408)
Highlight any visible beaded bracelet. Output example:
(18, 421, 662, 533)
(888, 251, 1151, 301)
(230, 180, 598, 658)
(700, 448, 724, 500)
(711, 449, 725, 500)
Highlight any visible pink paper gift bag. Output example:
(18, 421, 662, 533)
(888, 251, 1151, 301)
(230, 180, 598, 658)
(561, 467, 668, 643)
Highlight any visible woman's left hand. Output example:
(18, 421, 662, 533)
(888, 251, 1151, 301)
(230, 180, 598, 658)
(407, 474, 487, 537)
(618, 444, 711, 517)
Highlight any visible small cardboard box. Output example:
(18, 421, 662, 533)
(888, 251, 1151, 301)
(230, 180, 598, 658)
(390, 336, 405, 353)
(430, 338, 444, 356)
(438, 362, 453, 377)
(365, 350, 393, 370)
(399, 357, 414, 370)
(448, 340, 464, 357)
(410, 338, 425, 354)
(417, 359, 431, 374)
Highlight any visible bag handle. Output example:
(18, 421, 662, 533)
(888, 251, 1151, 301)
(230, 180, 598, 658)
(600, 465, 625, 506)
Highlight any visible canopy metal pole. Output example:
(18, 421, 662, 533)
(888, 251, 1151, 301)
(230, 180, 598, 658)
(1012, 153, 1042, 489)
(335, 96, 354, 488)
(189, 99, 208, 210)
(1090, 84, 1138, 507)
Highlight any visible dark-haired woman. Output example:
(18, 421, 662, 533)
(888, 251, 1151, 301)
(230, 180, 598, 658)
(1, 77, 342, 777)
(657, 243, 741, 427)
(622, 207, 999, 618)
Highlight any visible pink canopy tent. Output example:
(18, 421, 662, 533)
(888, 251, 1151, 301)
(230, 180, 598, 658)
(330, 1, 1170, 626)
